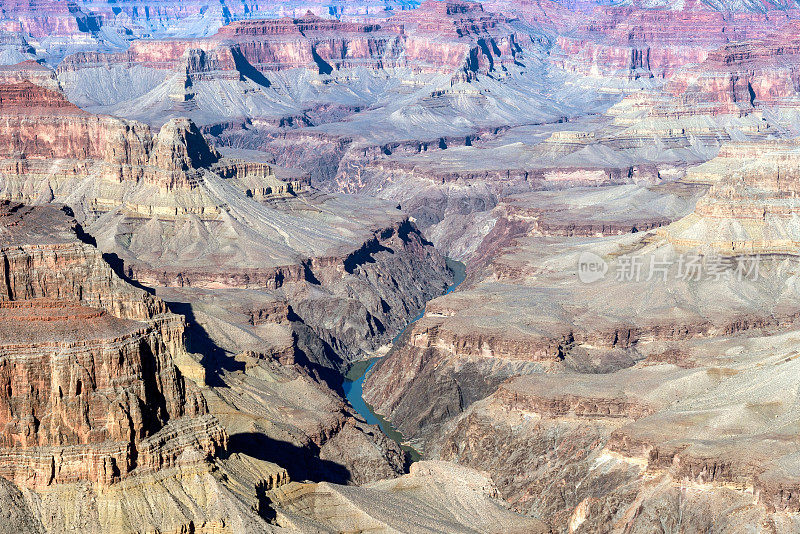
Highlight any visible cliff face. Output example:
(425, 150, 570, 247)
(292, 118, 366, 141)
(0, 206, 310, 534)
(551, 9, 725, 79)
(0, 78, 276, 208)
(513, 0, 796, 80)
(58, 1, 527, 80)
(0, 202, 224, 494)
(0, 82, 224, 193)
(13, 1, 800, 531)
(665, 139, 800, 255)
(433, 349, 800, 528)
(0, 0, 420, 44)
(0, 0, 102, 38)
(659, 35, 800, 117)
(17, 0, 797, 86)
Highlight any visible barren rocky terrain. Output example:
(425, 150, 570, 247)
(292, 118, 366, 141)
(2, 0, 800, 532)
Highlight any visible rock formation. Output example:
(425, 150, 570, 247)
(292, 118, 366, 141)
(666, 139, 800, 254)
(57, 0, 526, 87)
(362, 146, 800, 530)
(5, 0, 800, 531)
(0, 79, 453, 365)
(0, 201, 244, 532)
(0, 67, 467, 531)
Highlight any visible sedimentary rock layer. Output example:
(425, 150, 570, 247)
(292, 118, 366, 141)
(58, 1, 526, 79)
(0, 201, 228, 532)
(360, 145, 800, 531)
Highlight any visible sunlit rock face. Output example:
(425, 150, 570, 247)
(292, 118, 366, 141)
(0, 202, 223, 493)
(0, 80, 222, 194)
(658, 31, 800, 117)
(0, 77, 452, 366)
(665, 139, 800, 255)
(0, 0, 103, 38)
(55, 0, 526, 81)
(487, 0, 800, 81)
(6, 0, 800, 532)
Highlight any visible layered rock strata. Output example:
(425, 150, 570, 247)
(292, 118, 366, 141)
(435, 351, 800, 530)
(666, 139, 800, 255)
(0, 80, 452, 365)
(0, 201, 241, 534)
(58, 1, 527, 79)
(0, 70, 463, 532)
(363, 175, 800, 530)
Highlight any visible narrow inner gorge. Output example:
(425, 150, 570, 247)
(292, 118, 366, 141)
(342, 257, 467, 459)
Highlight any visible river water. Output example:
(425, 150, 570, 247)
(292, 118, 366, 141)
(342, 258, 467, 460)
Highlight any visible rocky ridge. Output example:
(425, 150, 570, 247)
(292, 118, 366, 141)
(363, 168, 800, 530)
(55, 0, 528, 94)
(7, 0, 800, 532)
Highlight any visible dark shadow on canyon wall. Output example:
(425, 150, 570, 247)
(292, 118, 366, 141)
(231, 46, 272, 88)
(101, 252, 156, 294)
(226, 432, 351, 485)
(164, 300, 244, 387)
(164, 299, 345, 393)
(311, 46, 334, 75)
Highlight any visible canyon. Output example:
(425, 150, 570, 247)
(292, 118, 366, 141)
(1, 0, 800, 532)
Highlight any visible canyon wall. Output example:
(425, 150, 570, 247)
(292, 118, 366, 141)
(0, 201, 235, 533)
(55, 0, 529, 85)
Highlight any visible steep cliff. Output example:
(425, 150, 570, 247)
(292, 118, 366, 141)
(0, 202, 251, 533)
(57, 1, 525, 78)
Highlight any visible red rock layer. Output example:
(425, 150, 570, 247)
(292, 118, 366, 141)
(216, 13, 382, 37)
(0, 203, 224, 490)
(539, 0, 800, 79)
(389, 0, 504, 38)
(0, 81, 223, 192)
(661, 32, 800, 116)
(0, 61, 57, 88)
(58, 1, 526, 77)
(0, 81, 85, 114)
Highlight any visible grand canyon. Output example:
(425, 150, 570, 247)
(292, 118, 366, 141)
(1, 0, 800, 532)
